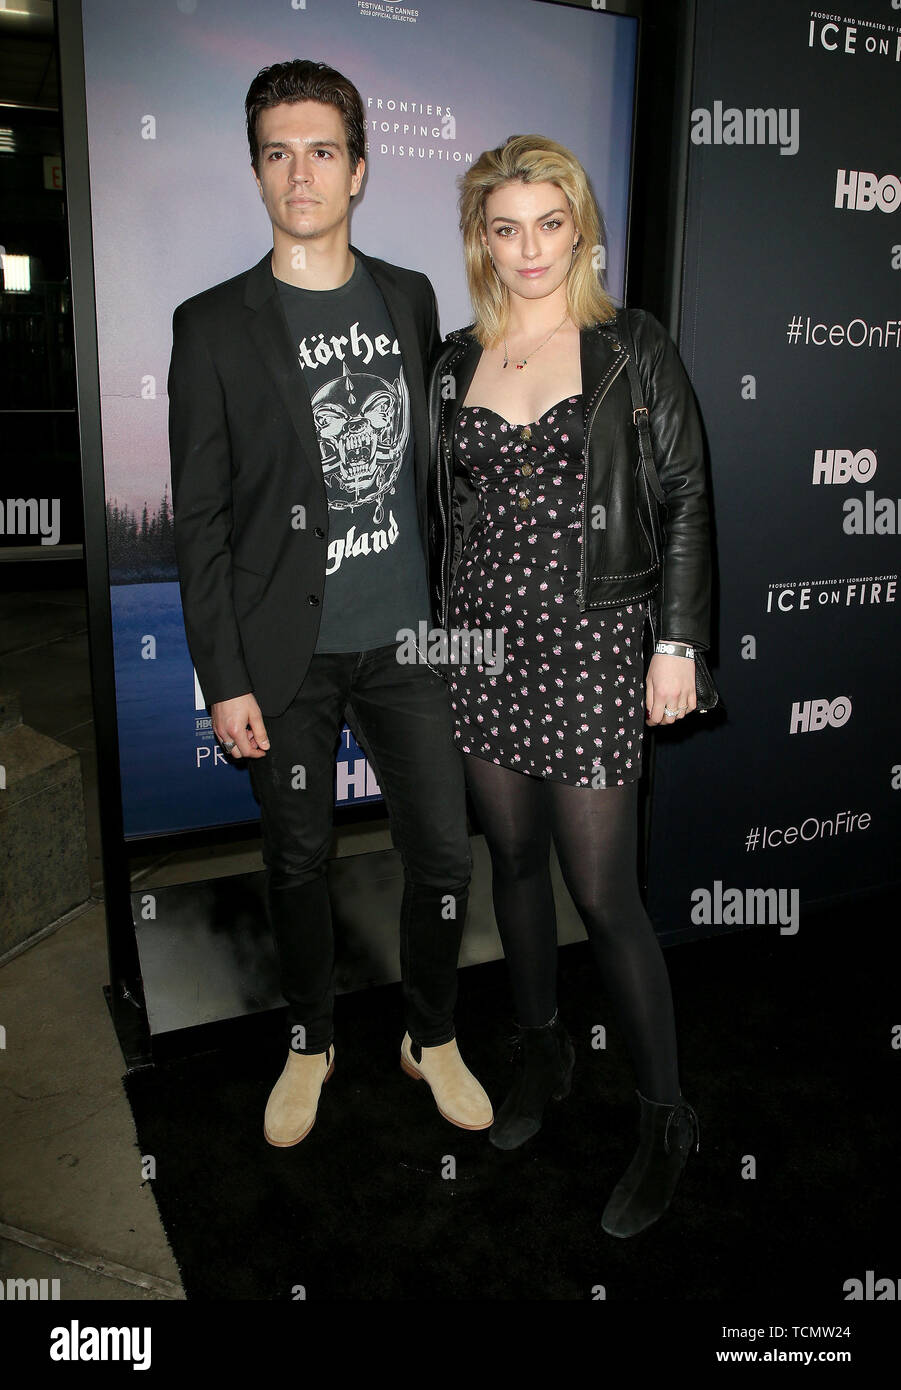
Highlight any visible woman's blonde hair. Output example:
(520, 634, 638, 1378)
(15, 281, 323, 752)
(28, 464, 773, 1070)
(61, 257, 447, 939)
(458, 134, 617, 347)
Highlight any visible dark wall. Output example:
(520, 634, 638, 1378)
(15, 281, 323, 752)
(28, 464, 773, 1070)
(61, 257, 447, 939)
(628, 0, 696, 333)
(0, 20, 83, 564)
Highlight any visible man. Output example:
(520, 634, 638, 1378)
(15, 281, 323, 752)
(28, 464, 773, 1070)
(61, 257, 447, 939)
(168, 60, 491, 1146)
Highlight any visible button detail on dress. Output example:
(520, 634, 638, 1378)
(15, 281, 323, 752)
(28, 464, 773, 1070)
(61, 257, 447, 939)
(518, 495, 530, 510)
(520, 462, 533, 477)
(520, 425, 532, 441)
(307, 594, 320, 606)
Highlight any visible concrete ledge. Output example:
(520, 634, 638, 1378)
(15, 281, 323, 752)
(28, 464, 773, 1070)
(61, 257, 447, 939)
(0, 692, 23, 734)
(0, 544, 84, 563)
(0, 720, 91, 954)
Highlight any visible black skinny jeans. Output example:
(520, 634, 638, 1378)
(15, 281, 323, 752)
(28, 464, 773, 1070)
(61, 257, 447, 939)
(248, 644, 472, 1054)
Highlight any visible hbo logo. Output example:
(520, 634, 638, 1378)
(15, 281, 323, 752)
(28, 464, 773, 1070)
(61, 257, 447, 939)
(835, 169, 901, 213)
(812, 449, 877, 485)
(789, 697, 852, 735)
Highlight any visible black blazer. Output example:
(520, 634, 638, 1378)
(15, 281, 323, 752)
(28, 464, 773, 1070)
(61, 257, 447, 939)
(168, 247, 440, 717)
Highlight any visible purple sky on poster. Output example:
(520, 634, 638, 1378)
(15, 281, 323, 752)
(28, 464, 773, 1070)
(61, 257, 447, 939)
(80, 0, 637, 516)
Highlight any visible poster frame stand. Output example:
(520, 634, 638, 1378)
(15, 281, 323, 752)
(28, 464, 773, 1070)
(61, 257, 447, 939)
(57, 0, 152, 1067)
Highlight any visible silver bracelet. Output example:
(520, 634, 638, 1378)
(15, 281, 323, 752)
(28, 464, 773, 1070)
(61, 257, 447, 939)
(655, 640, 696, 659)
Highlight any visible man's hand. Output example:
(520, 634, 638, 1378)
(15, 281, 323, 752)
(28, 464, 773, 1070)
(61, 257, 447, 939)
(645, 654, 697, 726)
(211, 693, 270, 758)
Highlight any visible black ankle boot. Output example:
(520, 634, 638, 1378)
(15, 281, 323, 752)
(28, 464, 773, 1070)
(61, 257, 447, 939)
(601, 1090, 700, 1238)
(489, 1012, 575, 1150)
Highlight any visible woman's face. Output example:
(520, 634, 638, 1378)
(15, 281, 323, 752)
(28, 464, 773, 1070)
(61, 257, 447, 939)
(481, 179, 578, 305)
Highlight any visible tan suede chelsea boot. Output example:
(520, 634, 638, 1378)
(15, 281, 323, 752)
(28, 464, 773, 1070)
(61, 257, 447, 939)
(264, 1045, 335, 1147)
(400, 1033, 493, 1130)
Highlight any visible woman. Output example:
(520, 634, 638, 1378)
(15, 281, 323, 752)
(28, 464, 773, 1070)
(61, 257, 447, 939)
(427, 135, 718, 1238)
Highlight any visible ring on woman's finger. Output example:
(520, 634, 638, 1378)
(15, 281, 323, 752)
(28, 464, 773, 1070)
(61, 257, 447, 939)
(221, 738, 236, 751)
(663, 706, 679, 717)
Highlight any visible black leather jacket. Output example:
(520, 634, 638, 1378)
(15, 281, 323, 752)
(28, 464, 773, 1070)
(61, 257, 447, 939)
(427, 307, 718, 708)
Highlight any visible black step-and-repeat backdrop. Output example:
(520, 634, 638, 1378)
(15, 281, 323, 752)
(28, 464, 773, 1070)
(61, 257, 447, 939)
(647, 0, 900, 940)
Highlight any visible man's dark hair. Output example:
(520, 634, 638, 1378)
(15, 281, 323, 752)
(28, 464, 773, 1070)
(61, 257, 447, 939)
(245, 60, 366, 174)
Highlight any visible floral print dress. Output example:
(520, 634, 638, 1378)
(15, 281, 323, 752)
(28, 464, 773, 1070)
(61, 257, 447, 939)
(448, 394, 646, 786)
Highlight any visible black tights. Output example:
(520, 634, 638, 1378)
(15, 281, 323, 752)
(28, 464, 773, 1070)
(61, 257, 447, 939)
(463, 754, 681, 1105)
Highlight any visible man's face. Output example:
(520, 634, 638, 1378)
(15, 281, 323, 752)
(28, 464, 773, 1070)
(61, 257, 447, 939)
(252, 99, 365, 245)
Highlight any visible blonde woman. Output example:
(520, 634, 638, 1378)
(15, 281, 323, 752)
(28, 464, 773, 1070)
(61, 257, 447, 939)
(427, 135, 717, 1237)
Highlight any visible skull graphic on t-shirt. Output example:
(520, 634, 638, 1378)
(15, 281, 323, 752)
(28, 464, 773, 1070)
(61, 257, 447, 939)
(311, 361, 411, 524)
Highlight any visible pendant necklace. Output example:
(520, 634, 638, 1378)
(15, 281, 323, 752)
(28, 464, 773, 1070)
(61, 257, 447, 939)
(503, 313, 570, 370)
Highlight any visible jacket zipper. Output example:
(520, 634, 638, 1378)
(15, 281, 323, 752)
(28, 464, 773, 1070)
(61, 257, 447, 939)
(577, 348, 629, 608)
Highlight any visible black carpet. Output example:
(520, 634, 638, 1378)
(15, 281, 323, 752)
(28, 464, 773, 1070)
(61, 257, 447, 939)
(124, 890, 899, 1301)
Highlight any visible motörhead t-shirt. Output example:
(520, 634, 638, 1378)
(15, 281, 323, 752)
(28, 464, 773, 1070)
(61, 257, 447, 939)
(275, 256, 431, 653)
